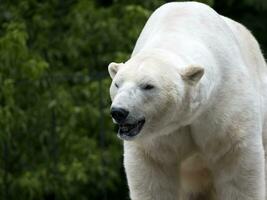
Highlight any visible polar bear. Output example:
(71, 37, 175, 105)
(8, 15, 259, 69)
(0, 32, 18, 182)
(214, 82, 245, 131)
(108, 2, 267, 200)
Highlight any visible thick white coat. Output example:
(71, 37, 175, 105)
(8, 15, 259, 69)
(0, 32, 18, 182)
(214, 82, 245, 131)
(109, 2, 267, 200)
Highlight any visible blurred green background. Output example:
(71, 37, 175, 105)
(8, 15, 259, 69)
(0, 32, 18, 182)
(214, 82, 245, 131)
(0, 0, 266, 199)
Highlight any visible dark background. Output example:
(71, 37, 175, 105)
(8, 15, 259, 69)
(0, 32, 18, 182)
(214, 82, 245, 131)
(0, 0, 266, 199)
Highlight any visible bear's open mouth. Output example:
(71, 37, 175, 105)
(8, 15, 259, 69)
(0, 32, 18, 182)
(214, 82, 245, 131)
(118, 119, 145, 140)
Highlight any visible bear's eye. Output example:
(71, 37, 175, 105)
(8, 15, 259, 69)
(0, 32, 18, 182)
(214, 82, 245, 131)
(141, 84, 155, 90)
(114, 83, 119, 88)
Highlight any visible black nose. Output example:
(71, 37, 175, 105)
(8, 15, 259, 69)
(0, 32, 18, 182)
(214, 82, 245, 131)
(110, 107, 129, 123)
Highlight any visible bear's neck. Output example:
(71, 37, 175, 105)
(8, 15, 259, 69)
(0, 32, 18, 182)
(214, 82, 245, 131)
(130, 125, 196, 164)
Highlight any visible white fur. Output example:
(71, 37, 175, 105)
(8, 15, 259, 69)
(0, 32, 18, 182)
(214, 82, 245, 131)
(109, 2, 267, 200)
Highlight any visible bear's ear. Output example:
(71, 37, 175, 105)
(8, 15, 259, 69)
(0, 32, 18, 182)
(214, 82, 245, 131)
(180, 65, 204, 84)
(108, 62, 122, 79)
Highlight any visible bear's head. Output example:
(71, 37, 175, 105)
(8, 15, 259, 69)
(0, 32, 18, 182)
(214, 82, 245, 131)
(108, 53, 204, 141)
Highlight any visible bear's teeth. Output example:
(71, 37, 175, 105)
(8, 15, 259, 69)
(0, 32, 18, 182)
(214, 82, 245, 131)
(121, 126, 129, 131)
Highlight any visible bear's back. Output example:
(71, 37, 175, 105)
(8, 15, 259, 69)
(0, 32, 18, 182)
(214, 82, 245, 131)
(132, 2, 220, 55)
(132, 2, 243, 70)
(221, 16, 267, 80)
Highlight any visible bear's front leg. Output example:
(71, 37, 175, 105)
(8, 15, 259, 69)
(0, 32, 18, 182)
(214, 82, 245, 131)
(124, 142, 180, 200)
(212, 138, 265, 200)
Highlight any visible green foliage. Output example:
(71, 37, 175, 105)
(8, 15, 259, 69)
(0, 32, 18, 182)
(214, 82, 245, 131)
(0, 1, 126, 199)
(0, 0, 266, 200)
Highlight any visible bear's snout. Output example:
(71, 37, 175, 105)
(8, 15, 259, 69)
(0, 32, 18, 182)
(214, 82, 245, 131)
(110, 107, 129, 123)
